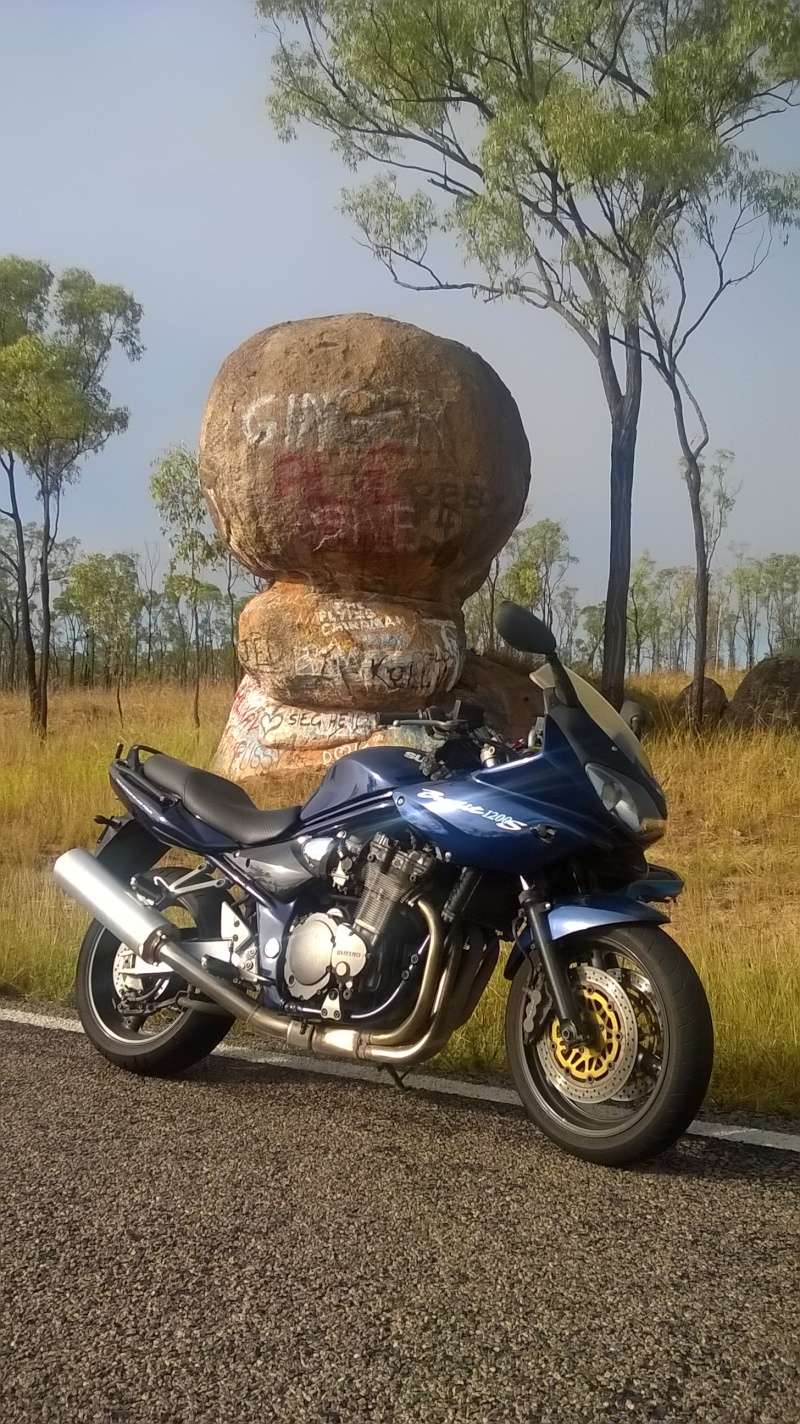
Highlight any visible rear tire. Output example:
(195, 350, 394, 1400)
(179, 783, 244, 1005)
(75, 866, 235, 1076)
(505, 925, 713, 1167)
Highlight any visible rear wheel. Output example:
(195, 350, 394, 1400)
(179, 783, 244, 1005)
(75, 866, 235, 1075)
(505, 925, 713, 1167)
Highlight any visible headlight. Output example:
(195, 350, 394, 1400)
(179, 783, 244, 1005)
(585, 763, 666, 842)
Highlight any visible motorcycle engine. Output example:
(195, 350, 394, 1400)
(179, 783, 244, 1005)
(282, 832, 435, 1016)
(284, 909, 368, 1002)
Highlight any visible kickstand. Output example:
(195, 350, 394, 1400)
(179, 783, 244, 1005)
(385, 1066, 409, 1091)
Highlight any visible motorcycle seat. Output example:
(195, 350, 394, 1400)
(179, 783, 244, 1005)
(141, 753, 299, 847)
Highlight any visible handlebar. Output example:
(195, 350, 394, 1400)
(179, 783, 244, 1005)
(375, 711, 469, 733)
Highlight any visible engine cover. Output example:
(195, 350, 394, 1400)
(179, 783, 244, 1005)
(284, 910, 368, 1001)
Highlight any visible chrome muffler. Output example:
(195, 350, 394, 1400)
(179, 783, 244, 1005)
(53, 848, 456, 1068)
(53, 848, 305, 1043)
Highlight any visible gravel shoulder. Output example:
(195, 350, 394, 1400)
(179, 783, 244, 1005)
(1, 1018, 799, 1424)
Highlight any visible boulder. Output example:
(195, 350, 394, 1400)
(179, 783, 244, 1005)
(619, 699, 651, 739)
(211, 674, 430, 800)
(199, 313, 530, 600)
(453, 651, 545, 743)
(728, 657, 800, 729)
(671, 677, 729, 728)
(203, 314, 532, 789)
(237, 582, 464, 712)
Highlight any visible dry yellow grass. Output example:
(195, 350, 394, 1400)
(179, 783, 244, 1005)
(1, 680, 799, 1114)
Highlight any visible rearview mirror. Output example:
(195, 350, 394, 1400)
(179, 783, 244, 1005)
(495, 601, 557, 657)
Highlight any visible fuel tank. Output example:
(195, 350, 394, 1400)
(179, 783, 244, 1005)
(300, 746, 431, 821)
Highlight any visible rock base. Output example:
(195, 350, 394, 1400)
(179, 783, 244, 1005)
(211, 674, 430, 803)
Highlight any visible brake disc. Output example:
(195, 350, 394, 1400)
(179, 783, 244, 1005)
(609, 968, 664, 1102)
(535, 963, 639, 1105)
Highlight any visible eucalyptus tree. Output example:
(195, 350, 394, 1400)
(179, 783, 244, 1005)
(762, 552, 800, 654)
(63, 552, 143, 720)
(504, 519, 576, 631)
(0, 256, 143, 733)
(464, 517, 576, 653)
(554, 585, 579, 661)
(151, 446, 218, 729)
(0, 523, 19, 686)
(729, 551, 765, 668)
(627, 553, 659, 677)
(464, 553, 503, 653)
(575, 602, 605, 675)
(262, 0, 799, 704)
(638, 157, 798, 722)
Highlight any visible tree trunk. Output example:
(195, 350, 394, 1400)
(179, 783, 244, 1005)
(226, 565, 238, 693)
(601, 418, 637, 707)
(487, 561, 498, 653)
(599, 321, 642, 709)
(669, 382, 709, 731)
(727, 625, 737, 670)
(685, 460, 708, 729)
(115, 663, 124, 729)
(192, 598, 201, 731)
(2, 455, 39, 725)
(36, 485, 52, 738)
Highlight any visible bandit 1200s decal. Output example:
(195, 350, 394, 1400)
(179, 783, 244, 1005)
(416, 786, 528, 833)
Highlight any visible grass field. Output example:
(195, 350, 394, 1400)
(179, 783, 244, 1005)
(1, 677, 799, 1113)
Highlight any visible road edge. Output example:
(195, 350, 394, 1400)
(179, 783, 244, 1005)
(3, 1003, 800, 1155)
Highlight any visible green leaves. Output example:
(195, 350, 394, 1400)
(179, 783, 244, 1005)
(64, 552, 143, 657)
(264, 1, 800, 322)
(0, 257, 52, 347)
(342, 177, 437, 266)
(0, 336, 91, 463)
(0, 256, 143, 489)
(150, 446, 216, 577)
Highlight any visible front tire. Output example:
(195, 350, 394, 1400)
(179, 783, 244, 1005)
(505, 925, 713, 1167)
(75, 866, 235, 1076)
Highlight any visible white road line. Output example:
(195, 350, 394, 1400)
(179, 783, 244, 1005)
(3, 1004, 800, 1155)
(1, 1007, 84, 1034)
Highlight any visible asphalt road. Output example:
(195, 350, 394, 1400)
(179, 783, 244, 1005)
(1, 1021, 798, 1424)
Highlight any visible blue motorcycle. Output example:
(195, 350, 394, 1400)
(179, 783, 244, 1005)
(54, 602, 713, 1166)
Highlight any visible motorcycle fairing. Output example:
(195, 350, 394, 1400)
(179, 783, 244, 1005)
(393, 721, 620, 874)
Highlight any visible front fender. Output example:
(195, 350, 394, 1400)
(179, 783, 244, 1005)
(503, 894, 669, 980)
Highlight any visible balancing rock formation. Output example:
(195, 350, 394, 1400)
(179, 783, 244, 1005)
(200, 314, 530, 795)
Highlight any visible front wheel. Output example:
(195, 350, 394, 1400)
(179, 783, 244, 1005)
(505, 925, 713, 1167)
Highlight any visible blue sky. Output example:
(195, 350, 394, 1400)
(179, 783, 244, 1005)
(2, 0, 799, 599)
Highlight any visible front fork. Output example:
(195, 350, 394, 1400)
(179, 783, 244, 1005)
(519, 879, 588, 1047)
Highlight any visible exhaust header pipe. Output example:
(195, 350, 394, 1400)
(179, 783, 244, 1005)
(53, 848, 457, 1068)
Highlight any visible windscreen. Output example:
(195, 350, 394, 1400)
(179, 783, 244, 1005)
(530, 665, 653, 774)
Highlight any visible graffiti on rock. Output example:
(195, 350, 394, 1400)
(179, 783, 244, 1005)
(213, 676, 386, 780)
(242, 387, 444, 453)
(238, 606, 463, 707)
